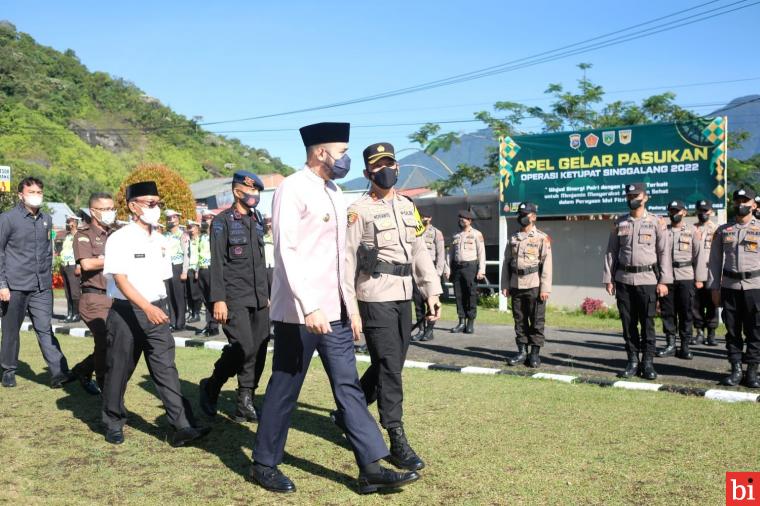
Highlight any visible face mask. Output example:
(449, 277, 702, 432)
(754, 209, 760, 220)
(139, 206, 161, 226)
(627, 198, 643, 210)
(369, 166, 398, 190)
(735, 204, 752, 217)
(99, 210, 116, 226)
(669, 213, 683, 224)
(517, 214, 532, 227)
(240, 192, 260, 209)
(24, 195, 43, 208)
(325, 152, 351, 180)
(458, 219, 467, 229)
(697, 213, 710, 223)
(201, 223, 210, 233)
(422, 219, 431, 226)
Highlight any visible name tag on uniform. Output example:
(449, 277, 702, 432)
(134, 253, 146, 258)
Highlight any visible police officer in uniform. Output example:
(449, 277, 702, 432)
(411, 210, 445, 342)
(199, 171, 270, 423)
(185, 220, 203, 324)
(449, 210, 485, 334)
(341, 142, 442, 471)
(691, 199, 719, 346)
(501, 202, 552, 368)
(70, 192, 117, 395)
(59, 215, 82, 323)
(102, 181, 209, 446)
(164, 209, 189, 331)
(655, 200, 707, 360)
(196, 211, 219, 337)
(603, 182, 673, 380)
(707, 188, 760, 388)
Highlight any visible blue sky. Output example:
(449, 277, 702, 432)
(4, 0, 760, 174)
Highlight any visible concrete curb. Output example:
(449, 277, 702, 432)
(12, 320, 760, 405)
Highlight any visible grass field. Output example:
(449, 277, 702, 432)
(1, 332, 757, 505)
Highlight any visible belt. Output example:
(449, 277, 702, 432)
(672, 261, 692, 268)
(454, 260, 478, 267)
(373, 262, 412, 277)
(510, 265, 540, 276)
(723, 269, 760, 280)
(81, 287, 106, 295)
(622, 264, 656, 274)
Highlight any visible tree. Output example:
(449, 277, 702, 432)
(115, 163, 196, 224)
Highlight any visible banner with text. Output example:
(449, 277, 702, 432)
(498, 118, 728, 216)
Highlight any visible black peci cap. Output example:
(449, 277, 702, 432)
(299, 122, 350, 147)
(126, 181, 159, 201)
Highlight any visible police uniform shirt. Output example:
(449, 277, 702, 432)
(450, 228, 486, 273)
(602, 212, 674, 286)
(73, 224, 110, 290)
(422, 224, 446, 276)
(103, 222, 172, 301)
(61, 233, 77, 266)
(668, 224, 707, 282)
(164, 228, 189, 272)
(187, 235, 200, 271)
(707, 217, 760, 290)
(501, 227, 553, 291)
(198, 233, 211, 269)
(343, 192, 442, 314)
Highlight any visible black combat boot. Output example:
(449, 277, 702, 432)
(656, 334, 676, 357)
(232, 387, 259, 422)
(527, 345, 541, 368)
(704, 328, 718, 346)
(411, 321, 425, 342)
(640, 356, 657, 380)
(199, 376, 222, 417)
(720, 362, 743, 386)
(451, 318, 466, 333)
(745, 363, 760, 389)
(507, 343, 527, 366)
(618, 351, 640, 378)
(420, 321, 435, 341)
(69, 300, 81, 323)
(691, 328, 703, 346)
(676, 337, 693, 360)
(464, 318, 474, 334)
(386, 426, 425, 471)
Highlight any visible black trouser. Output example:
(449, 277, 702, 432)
(166, 264, 186, 329)
(721, 288, 760, 365)
(62, 264, 80, 310)
(102, 299, 194, 431)
(452, 261, 478, 319)
(1, 288, 69, 378)
(411, 280, 426, 324)
(185, 268, 202, 315)
(212, 305, 269, 390)
(511, 287, 546, 346)
(253, 320, 388, 468)
(359, 300, 412, 429)
(693, 286, 719, 330)
(615, 282, 657, 359)
(197, 268, 218, 332)
(660, 280, 694, 341)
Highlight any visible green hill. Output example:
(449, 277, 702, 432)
(0, 21, 293, 208)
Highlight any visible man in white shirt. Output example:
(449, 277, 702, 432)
(102, 181, 209, 447)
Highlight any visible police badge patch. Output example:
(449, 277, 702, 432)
(347, 211, 358, 226)
(569, 133, 581, 150)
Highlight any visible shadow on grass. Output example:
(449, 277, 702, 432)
(15, 360, 50, 386)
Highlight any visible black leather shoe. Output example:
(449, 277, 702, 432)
(420, 323, 435, 342)
(507, 344, 527, 366)
(248, 463, 296, 493)
(676, 339, 693, 360)
(105, 428, 124, 445)
(463, 318, 474, 334)
(80, 377, 102, 395)
(656, 335, 676, 357)
(691, 329, 703, 346)
(450, 318, 466, 333)
(639, 358, 657, 380)
(358, 467, 420, 494)
(232, 388, 259, 423)
(721, 362, 743, 386)
(199, 378, 219, 417)
(410, 323, 425, 342)
(618, 353, 640, 378)
(171, 426, 211, 447)
(704, 329, 718, 346)
(50, 371, 76, 389)
(744, 363, 760, 389)
(354, 344, 368, 354)
(187, 315, 200, 324)
(1, 370, 16, 388)
(386, 427, 425, 471)
(527, 346, 541, 368)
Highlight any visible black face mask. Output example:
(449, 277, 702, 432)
(627, 198, 643, 210)
(422, 219, 431, 226)
(201, 223, 210, 233)
(517, 214, 532, 227)
(240, 192, 260, 209)
(458, 219, 467, 229)
(735, 204, 752, 217)
(754, 209, 760, 220)
(369, 166, 398, 190)
(697, 213, 710, 223)
(669, 213, 683, 224)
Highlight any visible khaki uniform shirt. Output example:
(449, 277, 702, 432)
(344, 192, 442, 314)
(422, 224, 446, 276)
(602, 212, 674, 286)
(500, 227, 552, 292)
(707, 217, 760, 290)
(668, 224, 707, 282)
(450, 227, 486, 274)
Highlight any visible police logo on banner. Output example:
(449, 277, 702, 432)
(619, 129, 632, 145)
(602, 131, 615, 146)
(569, 133, 581, 150)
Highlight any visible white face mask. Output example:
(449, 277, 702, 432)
(99, 210, 116, 226)
(138, 206, 161, 226)
(24, 194, 43, 208)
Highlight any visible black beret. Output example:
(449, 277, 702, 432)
(624, 182, 646, 196)
(126, 181, 159, 201)
(299, 122, 350, 147)
(363, 142, 396, 166)
(667, 200, 685, 211)
(695, 200, 713, 212)
(232, 170, 264, 190)
(458, 210, 475, 220)
(733, 187, 757, 200)
(517, 202, 537, 214)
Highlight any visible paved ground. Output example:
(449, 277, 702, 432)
(51, 298, 739, 390)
